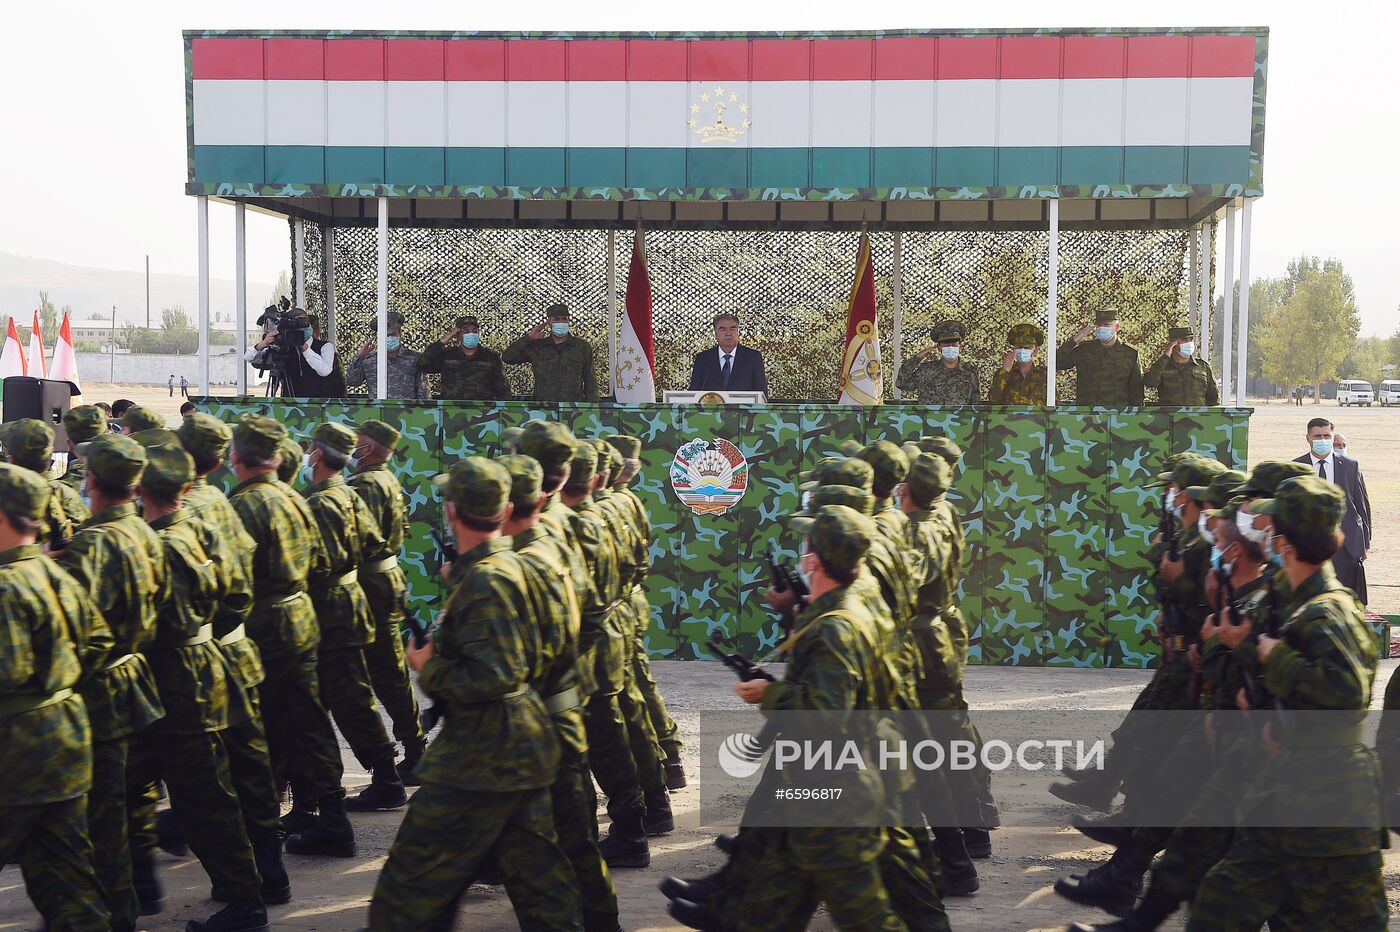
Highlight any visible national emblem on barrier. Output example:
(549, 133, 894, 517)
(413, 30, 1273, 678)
(671, 438, 749, 516)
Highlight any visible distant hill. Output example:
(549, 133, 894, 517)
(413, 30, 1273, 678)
(0, 251, 279, 329)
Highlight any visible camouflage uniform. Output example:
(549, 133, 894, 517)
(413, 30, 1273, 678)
(227, 417, 346, 824)
(60, 404, 109, 493)
(0, 464, 113, 932)
(417, 340, 511, 400)
(348, 420, 425, 768)
(503, 325, 598, 401)
(0, 418, 87, 541)
(121, 406, 165, 434)
(56, 436, 167, 931)
(896, 359, 981, 405)
(1055, 311, 1144, 405)
(369, 457, 579, 931)
(125, 444, 265, 912)
(345, 338, 428, 399)
(1143, 354, 1220, 406)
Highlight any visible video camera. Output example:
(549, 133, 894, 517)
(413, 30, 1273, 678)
(254, 296, 313, 369)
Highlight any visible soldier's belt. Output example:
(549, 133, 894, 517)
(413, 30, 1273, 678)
(174, 624, 214, 648)
(253, 591, 305, 610)
(545, 686, 581, 714)
(0, 687, 74, 718)
(361, 555, 399, 575)
(910, 613, 943, 632)
(104, 653, 137, 671)
(327, 570, 359, 588)
(218, 624, 247, 646)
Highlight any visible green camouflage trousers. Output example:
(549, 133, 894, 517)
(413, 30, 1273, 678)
(368, 781, 582, 932)
(552, 750, 619, 931)
(90, 737, 138, 930)
(222, 686, 284, 844)
(361, 573, 423, 751)
(1187, 832, 1387, 931)
(629, 586, 681, 761)
(585, 690, 645, 823)
(878, 827, 951, 932)
(0, 795, 110, 932)
(318, 646, 396, 770)
(259, 647, 344, 802)
(127, 729, 262, 901)
(917, 689, 997, 827)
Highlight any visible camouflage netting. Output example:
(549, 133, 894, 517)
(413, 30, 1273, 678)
(295, 223, 1209, 402)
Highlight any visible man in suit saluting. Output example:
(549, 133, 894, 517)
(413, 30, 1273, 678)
(1295, 417, 1372, 602)
(689, 313, 768, 396)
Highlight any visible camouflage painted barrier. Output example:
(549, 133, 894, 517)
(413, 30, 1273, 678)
(199, 399, 1249, 668)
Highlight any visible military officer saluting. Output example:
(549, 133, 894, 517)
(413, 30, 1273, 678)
(1143, 325, 1220, 406)
(897, 319, 981, 404)
(988, 323, 1047, 405)
(1057, 309, 1144, 405)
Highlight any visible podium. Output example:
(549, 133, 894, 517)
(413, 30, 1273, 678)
(662, 390, 767, 405)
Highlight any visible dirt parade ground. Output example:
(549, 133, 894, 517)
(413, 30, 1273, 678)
(3, 395, 1398, 930)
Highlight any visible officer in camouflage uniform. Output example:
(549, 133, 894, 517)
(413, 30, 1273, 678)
(369, 457, 580, 932)
(987, 323, 1047, 405)
(57, 435, 167, 931)
(606, 433, 687, 791)
(1142, 325, 1220, 406)
(0, 464, 113, 932)
(503, 303, 598, 401)
(1056, 309, 1144, 405)
(227, 415, 355, 858)
(896, 320, 981, 404)
(274, 436, 303, 485)
(0, 418, 88, 539)
(345, 311, 428, 399)
(348, 419, 426, 783)
(121, 406, 166, 435)
(1188, 476, 1387, 930)
(501, 453, 620, 932)
(60, 403, 108, 492)
(126, 443, 270, 932)
(418, 314, 512, 400)
(175, 414, 287, 893)
(303, 422, 406, 813)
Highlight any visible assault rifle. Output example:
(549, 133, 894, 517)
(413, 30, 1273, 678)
(402, 595, 444, 733)
(707, 633, 780, 755)
(432, 525, 457, 566)
(765, 542, 809, 635)
(1157, 492, 1184, 651)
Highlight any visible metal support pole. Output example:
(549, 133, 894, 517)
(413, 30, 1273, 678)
(324, 226, 337, 344)
(293, 219, 305, 309)
(891, 231, 904, 402)
(235, 203, 247, 395)
(1235, 199, 1254, 404)
(197, 196, 210, 395)
(1221, 203, 1237, 405)
(1046, 199, 1060, 406)
(376, 198, 388, 401)
(145, 254, 150, 329)
(1188, 225, 1199, 333)
(1200, 218, 1213, 366)
(606, 230, 618, 398)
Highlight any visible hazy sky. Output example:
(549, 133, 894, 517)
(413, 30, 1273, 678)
(3, 2, 1397, 335)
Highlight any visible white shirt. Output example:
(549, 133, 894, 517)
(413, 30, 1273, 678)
(244, 341, 336, 377)
(716, 346, 736, 371)
(1311, 452, 1333, 481)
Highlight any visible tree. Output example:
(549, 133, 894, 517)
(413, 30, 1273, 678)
(1260, 267, 1360, 402)
(266, 270, 292, 310)
(36, 291, 58, 342)
(158, 306, 198, 354)
(1338, 336, 1387, 386)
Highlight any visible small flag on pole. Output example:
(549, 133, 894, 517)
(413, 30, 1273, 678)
(837, 232, 883, 406)
(615, 230, 656, 403)
(0, 317, 27, 380)
(49, 312, 81, 392)
(28, 310, 48, 379)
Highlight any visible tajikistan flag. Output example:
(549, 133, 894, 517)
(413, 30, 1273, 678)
(615, 231, 656, 403)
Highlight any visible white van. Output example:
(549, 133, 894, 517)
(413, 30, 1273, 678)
(1337, 380, 1374, 406)
(1380, 380, 1400, 406)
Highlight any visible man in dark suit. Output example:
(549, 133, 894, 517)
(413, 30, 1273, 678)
(688, 313, 768, 396)
(1295, 417, 1371, 602)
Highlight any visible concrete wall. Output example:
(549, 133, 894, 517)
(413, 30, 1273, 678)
(77, 351, 244, 386)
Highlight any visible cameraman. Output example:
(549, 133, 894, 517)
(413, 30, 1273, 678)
(245, 306, 346, 397)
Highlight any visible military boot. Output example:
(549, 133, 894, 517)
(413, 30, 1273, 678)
(644, 785, 675, 836)
(664, 756, 688, 790)
(659, 868, 726, 905)
(597, 811, 650, 869)
(1053, 857, 1141, 917)
(1067, 888, 1178, 931)
(132, 850, 164, 915)
(280, 781, 318, 835)
(583, 910, 624, 932)
(1049, 774, 1118, 812)
(962, 827, 993, 859)
(668, 897, 718, 931)
(253, 839, 291, 904)
(1073, 814, 1132, 849)
(932, 827, 979, 896)
(397, 737, 426, 788)
(184, 901, 269, 932)
(714, 832, 738, 855)
(346, 758, 408, 812)
(155, 808, 189, 857)
(285, 793, 356, 858)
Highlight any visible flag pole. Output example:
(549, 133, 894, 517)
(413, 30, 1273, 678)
(607, 229, 618, 399)
(891, 230, 903, 402)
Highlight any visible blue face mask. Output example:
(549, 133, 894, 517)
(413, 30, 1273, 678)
(1014, 348, 1034, 364)
(1209, 547, 1224, 572)
(299, 453, 315, 486)
(940, 345, 960, 361)
(80, 485, 93, 512)
(462, 332, 481, 349)
(1310, 438, 1333, 458)
(551, 322, 571, 337)
(1266, 534, 1287, 568)
(1178, 341, 1195, 357)
(386, 336, 401, 352)
(1095, 326, 1115, 342)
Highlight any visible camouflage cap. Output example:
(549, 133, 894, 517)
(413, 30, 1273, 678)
(454, 315, 481, 329)
(357, 419, 400, 452)
(931, 320, 966, 342)
(855, 440, 909, 492)
(906, 452, 953, 506)
(1167, 326, 1194, 341)
(0, 462, 50, 522)
(605, 435, 642, 460)
(797, 456, 843, 485)
(85, 434, 147, 488)
(139, 444, 196, 498)
(547, 303, 571, 319)
(233, 414, 288, 461)
(818, 457, 873, 493)
(313, 422, 357, 456)
(566, 439, 598, 486)
(1204, 495, 1245, 521)
(433, 456, 511, 518)
(276, 437, 303, 484)
(516, 420, 577, 475)
(915, 435, 963, 466)
(787, 483, 876, 527)
(129, 428, 181, 451)
(176, 413, 232, 460)
(1251, 475, 1343, 537)
(1007, 323, 1045, 347)
(1151, 451, 1206, 486)
(792, 504, 875, 575)
(0, 419, 53, 470)
(1241, 460, 1313, 497)
(1185, 469, 1245, 505)
(369, 311, 406, 332)
(1172, 456, 1227, 491)
(63, 404, 108, 443)
(1094, 309, 1120, 325)
(590, 438, 614, 474)
(497, 454, 544, 506)
(122, 406, 165, 433)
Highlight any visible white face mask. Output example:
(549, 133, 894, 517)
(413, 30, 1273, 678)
(940, 346, 961, 362)
(1236, 509, 1268, 544)
(1164, 488, 1177, 511)
(1197, 511, 1215, 546)
(798, 548, 815, 591)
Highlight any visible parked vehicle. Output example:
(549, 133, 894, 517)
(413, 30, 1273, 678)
(1337, 380, 1374, 407)
(1380, 380, 1400, 406)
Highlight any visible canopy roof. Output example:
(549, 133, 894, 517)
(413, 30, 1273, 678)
(186, 27, 1266, 230)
